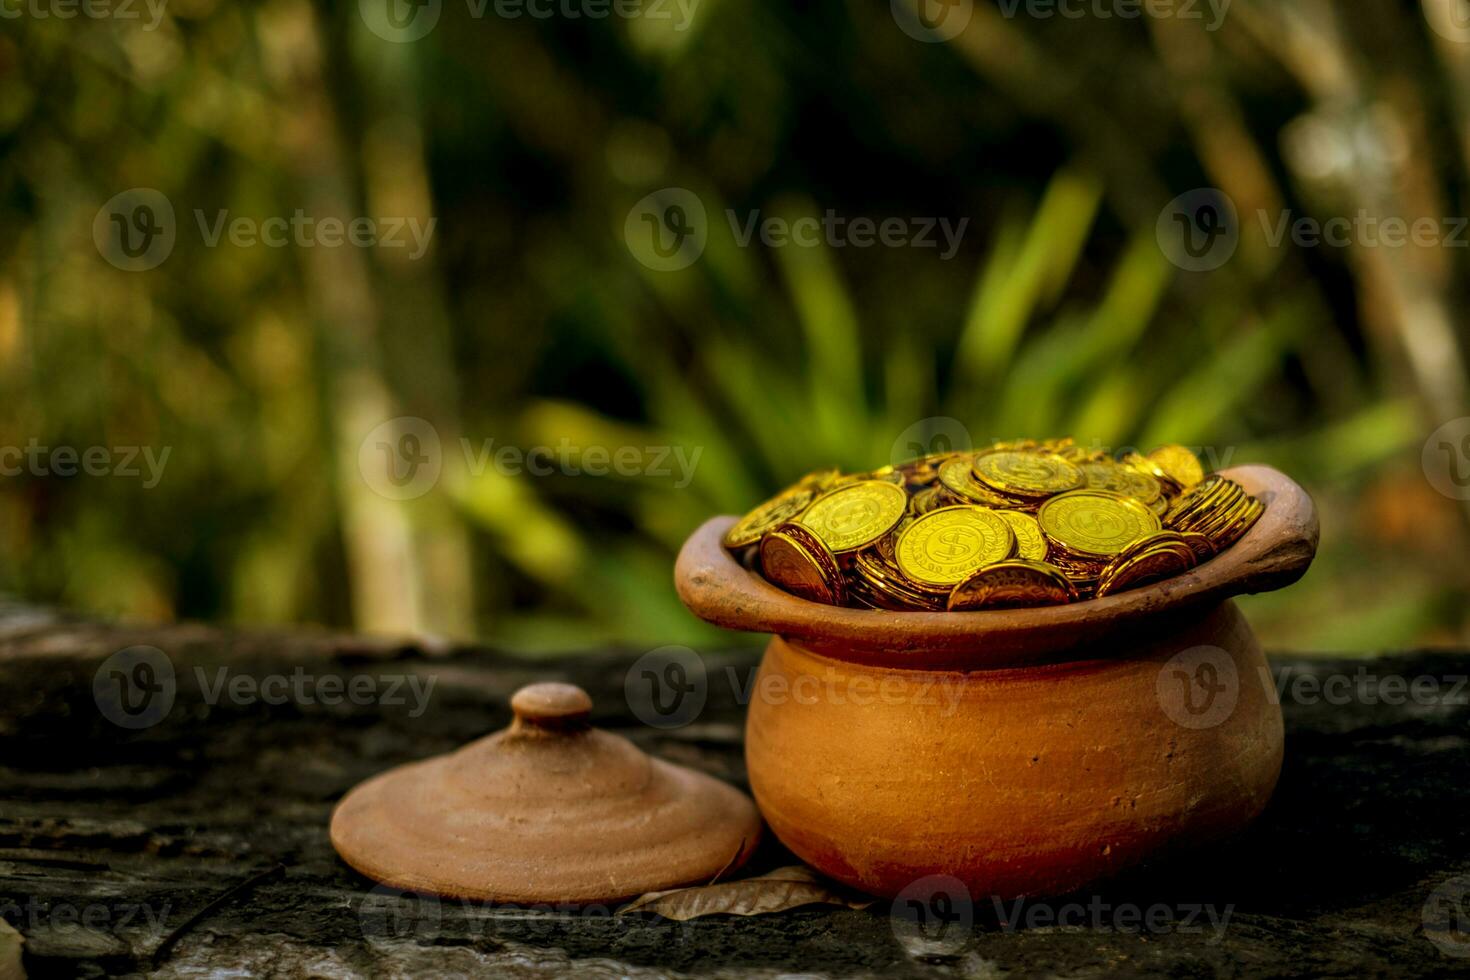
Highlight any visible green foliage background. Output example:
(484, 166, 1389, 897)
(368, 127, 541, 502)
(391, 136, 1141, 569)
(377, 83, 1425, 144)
(2, 0, 1469, 652)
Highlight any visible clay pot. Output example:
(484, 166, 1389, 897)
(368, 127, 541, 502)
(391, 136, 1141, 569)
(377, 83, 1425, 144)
(330, 682, 762, 904)
(675, 465, 1317, 900)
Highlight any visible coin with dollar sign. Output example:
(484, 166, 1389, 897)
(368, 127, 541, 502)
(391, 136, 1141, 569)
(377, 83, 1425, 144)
(1038, 490, 1161, 559)
(895, 506, 1017, 589)
(799, 480, 908, 554)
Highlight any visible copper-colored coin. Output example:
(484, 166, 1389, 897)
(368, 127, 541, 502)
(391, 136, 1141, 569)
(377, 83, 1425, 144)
(759, 523, 845, 606)
(1179, 531, 1216, 563)
(948, 560, 1078, 611)
(1096, 532, 1198, 598)
(851, 551, 946, 610)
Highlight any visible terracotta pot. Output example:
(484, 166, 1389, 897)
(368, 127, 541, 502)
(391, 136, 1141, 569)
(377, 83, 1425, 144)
(675, 465, 1318, 899)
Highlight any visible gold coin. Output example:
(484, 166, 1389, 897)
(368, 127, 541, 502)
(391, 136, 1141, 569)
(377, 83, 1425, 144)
(723, 487, 816, 549)
(832, 466, 904, 488)
(995, 510, 1048, 561)
(1080, 460, 1162, 504)
(1108, 530, 1197, 567)
(895, 506, 1017, 588)
(759, 524, 845, 606)
(937, 455, 988, 502)
(1096, 533, 1198, 598)
(796, 467, 843, 491)
(798, 480, 908, 553)
(1120, 451, 1175, 486)
(1057, 444, 1107, 463)
(874, 517, 908, 564)
(908, 485, 949, 517)
(938, 455, 1019, 509)
(852, 550, 946, 610)
(1164, 475, 1232, 528)
(1179, 531, 1216, 563)
(973, 450, 1084, 499)
(897, 455, 945, 489)
(1147, 444, 1205, 489)
(739, 438, 1258, 610)
(1038, 490, 1162, 559)
(1208, 496, 1263, 550)
(947, 560, 1077, 611)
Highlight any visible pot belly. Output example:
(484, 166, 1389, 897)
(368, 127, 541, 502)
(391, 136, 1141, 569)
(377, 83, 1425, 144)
(744, 601, 1282, 900)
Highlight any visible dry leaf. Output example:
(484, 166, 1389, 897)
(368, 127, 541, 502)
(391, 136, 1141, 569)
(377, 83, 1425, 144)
(618, 864, 874, 920)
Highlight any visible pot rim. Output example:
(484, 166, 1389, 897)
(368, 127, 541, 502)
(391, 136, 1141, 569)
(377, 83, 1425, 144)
(674, 464, 1318, 668)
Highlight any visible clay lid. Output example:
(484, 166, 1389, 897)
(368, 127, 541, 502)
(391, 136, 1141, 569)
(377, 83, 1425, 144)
(330, 682, 762, 904)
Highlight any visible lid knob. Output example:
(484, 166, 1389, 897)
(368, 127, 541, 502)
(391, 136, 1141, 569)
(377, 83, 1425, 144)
(510, 682, 593, 730)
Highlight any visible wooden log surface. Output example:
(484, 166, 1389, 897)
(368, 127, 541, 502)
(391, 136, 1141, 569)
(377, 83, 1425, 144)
(2, 600, 1469, 978)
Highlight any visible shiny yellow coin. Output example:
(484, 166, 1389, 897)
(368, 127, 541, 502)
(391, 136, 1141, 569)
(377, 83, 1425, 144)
(973, 450, 1084, 499)
(798, 480, 908, 553)
(895, 506, 1017, 589)
(908, 485, 948, 517)
(1147, 444, 1205, 489)
(995, 510, 1048, 561)
(796, 468, 843, 491)
(1080, 460, 1162, 504)
(759, 524, 845, 606)
(937, 455, 986, 502)
(1166, 476, 1242, 532)
(1120, 451, 1175, 487)
(722, 487, 816, 549)
(948, 560, 1077, 611)
(832, 466, 904, 488)
(1096, 533, 1198, 598)
(1038, 490, 1162, 559)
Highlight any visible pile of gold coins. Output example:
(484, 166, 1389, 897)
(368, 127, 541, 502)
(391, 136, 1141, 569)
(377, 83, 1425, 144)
(721, 440, 1264, 611)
